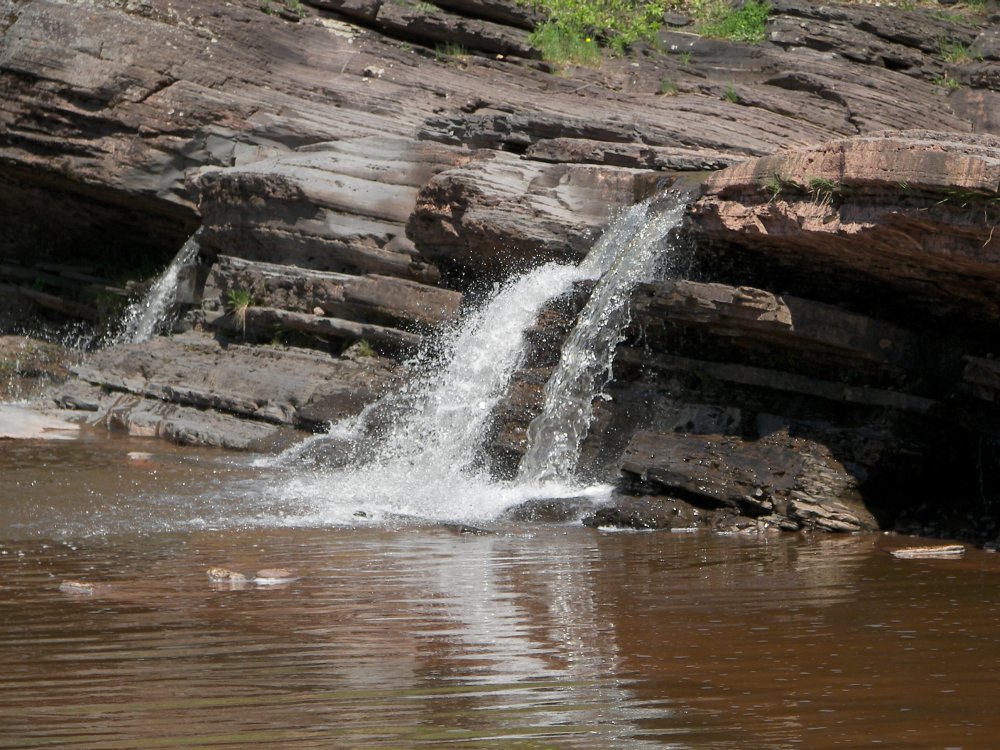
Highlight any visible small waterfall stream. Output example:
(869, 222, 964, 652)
(517, 199, 687, 484)
(278, 194, 686, 524)
(113, 232, 200, 345)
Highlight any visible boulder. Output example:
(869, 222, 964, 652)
(621, 429, 877, 532)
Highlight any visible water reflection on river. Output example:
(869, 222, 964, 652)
(2, 436, 999, 749)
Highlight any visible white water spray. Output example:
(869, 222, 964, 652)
(275, 195, 685, 524)
(114, 232, 200, 344)
(517, 200, 687, 484)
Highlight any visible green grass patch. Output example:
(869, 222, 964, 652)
(807, 177, 847, 206)
(434, 41, 467, 61)
(761, 172, 804, 202)
(932, 73, 960, 91)
(937, 37, 977, 64)
(528, 22, 604, 65)
(696, 0, 771, 44)
(522, 0, 668, 60)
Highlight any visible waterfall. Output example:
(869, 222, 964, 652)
(279, 259, 591, 523)
(113, 232, 200, 345)
(517, 199, 687, 484)
(275, 195, 684, 524)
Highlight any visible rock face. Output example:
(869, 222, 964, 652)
(1, 0, 998, 533)
(692, 132, 1000, 334)
(577, 132, 1000, 540)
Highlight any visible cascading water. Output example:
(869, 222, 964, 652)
(275, 194, 685, 525)
(517, 199, 687, 485)
(113, 232, 201, 345)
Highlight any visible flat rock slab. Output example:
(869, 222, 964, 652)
(0, 404, 80, 440)
(70, 333, 396, 429)
(889, 545, 965, 559)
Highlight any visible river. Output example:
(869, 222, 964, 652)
(2, 433, 998, 749)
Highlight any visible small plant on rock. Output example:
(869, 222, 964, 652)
(808, 176, 845, 207)
(762, 172, 803, 202)
(697, 0, 771, 45)
(932, 73, 960, 91)
(225, 288, 254, 337)
(286, 0, 307, 18)
(938, 38, 976, 64)
(722, 84, 739, 103)
(660, 76, 679, 95)
(435, 42, 467, 61)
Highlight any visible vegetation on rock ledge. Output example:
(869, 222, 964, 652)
(522, 0, 773, 64)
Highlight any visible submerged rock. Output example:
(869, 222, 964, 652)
(889, 545, 965, 559)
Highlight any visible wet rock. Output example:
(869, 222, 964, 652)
(620, 430, 878, 533)
(254, 568, 296, 583)
(207, 567, 250, 590)
(51, 380, 105, 412)
(502, 496, 599, 523)
(889, 545, 965, 559)
(71, 332, 396, 435)
(207, 567, 248, 583)
(0, 404, 81, 440)
(441, 523, 494, 535)
(58, 580, 115, 596)
(59, 580, 96, 595)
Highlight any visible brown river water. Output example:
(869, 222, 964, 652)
(2, 431, 1000, 749)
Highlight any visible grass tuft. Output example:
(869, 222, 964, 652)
(522, 0, 667, 61)
(696, 0, 771, 44)
(225, 288, 254, 337)
(528, 23, 603, 65)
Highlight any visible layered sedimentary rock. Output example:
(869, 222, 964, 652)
(581, 133, 1000, 539)
(2, 0, 999, 534)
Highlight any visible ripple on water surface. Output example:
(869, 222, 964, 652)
(3, 439, 1000, 749)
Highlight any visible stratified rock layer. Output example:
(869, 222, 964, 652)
(1, 0, 998, 534)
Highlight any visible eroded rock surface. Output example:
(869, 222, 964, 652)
(2, 0, 998, 534)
